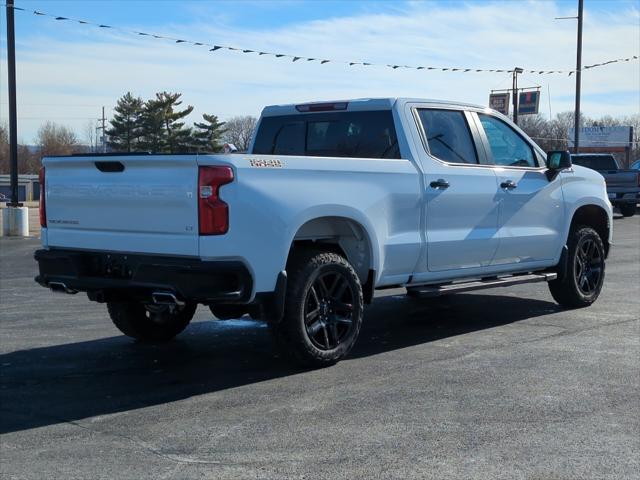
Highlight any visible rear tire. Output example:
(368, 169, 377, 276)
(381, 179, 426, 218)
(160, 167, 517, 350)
(107, 301, 196, 341)
(620, 204, 636, 217)
(272, 249, 364, 368)
(548, 226, 605, 308)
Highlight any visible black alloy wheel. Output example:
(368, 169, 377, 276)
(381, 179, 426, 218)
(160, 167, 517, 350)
(304, 271, 355, 351)
(271, 249, 364, 367)
(574, 236, 604, 296)
(548, 225, 605, 308)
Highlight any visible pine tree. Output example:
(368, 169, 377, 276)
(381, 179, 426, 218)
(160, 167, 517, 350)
(105, 92, 144, 152)
(137, 92, 195, 153)
(193, 113, 226, 152)
(157, 92, 194, 153)
(138, 97, 167, 152)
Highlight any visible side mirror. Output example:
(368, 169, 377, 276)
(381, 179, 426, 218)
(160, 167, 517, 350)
(546, 150, 572, 181)
(547, 150, 572, 170)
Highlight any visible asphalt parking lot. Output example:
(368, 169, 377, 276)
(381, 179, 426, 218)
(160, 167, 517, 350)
(1, 216, 638, 480)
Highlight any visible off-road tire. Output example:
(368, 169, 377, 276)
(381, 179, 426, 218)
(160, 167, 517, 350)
(272, 249, 364, 368)
(548, 226, 605, 308)
(620, 204, 636, 217)
(107, 301, 196, 341)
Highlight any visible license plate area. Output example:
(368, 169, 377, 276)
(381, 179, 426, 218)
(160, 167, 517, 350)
(77, 252, 134, 280)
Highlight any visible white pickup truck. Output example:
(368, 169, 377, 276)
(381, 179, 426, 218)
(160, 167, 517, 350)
(35, 98, 613, 367)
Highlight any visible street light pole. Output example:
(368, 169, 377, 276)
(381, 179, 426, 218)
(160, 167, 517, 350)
(2, 0, 28, 236)
(512, 67, 523, 125)
(6, 0, 19, 207)
(573, 0, 584, 153)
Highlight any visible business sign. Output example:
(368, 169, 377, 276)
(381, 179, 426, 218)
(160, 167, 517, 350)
(568, 126, 632, 149)
(489, 93, 510, 115)
(518, 90, 540, 115)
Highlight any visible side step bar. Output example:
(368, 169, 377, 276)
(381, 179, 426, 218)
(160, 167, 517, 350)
(406, 272, 557, 298)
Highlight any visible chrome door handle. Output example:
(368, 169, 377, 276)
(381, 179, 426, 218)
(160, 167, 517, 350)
(429, 179, 450, 189)
(500, 180, 517, 190)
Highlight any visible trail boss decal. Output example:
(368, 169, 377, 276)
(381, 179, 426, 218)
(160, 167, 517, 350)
(249, 158, 283, 168)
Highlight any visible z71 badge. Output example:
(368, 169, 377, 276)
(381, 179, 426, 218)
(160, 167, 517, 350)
(249, 158, 283, 168)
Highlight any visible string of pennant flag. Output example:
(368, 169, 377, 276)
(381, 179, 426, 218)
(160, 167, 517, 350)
(8, 4, 639, 76)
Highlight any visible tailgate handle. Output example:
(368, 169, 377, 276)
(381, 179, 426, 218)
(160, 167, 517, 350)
(95, 161, 125, 173)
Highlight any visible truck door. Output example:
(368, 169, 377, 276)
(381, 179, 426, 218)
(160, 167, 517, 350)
(473, 112, 564, 266)
(408, 107, 501, 276)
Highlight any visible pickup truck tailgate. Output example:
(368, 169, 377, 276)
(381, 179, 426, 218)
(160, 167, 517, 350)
(43, 155, 199, 256)
(601, 170, 639, 188)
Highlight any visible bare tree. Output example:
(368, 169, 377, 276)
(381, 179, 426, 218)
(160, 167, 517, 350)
(624, 114, 640, 161)
(0, 124, 9, 174)
(515, 111, 639, 167)
(0, 123, 41, 174)
(222, 116, 257, 152)
(83, 120, 98, 153)
(19, 144, 40, 174)
(517, 114, 550, 150)
(36, 122, 79, 157)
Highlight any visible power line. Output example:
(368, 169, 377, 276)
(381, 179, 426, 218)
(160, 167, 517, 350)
(6, 4, 639, 76)
(0, 103, 111, 108)
(1, 116, 104, 119)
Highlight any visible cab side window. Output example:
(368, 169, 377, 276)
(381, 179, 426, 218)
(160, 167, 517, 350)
(478, 114, 537, 167)
(417, 109, 478, 164)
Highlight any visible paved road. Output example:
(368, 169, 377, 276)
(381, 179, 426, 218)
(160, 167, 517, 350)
(1, 217, 638, 479)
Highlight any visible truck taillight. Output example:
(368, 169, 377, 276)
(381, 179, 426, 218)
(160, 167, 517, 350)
(39, 167, 46, 227)
(198, 166, 233, 235)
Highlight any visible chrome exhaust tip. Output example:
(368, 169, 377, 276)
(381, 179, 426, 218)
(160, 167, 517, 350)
(49, 282, 78, 294)
(151, 291, 185, 307)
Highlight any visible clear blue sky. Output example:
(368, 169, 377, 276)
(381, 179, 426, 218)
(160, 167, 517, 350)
(11, 0, 638, 32)
(1, 0, 639, 142)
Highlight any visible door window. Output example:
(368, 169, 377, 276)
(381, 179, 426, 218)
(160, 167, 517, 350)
(478, 114, 537, 167)
(417, 109, 478, 164)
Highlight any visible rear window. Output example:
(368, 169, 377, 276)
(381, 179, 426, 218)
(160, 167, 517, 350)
(572, 155, 618, 170)
(252, 110, 400, 159)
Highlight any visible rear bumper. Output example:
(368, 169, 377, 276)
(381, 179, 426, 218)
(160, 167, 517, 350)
(34, 248, 253, 304)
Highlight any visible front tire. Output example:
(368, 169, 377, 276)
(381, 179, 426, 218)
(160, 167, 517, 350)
(107, 301, 196, 341)
(620, 204, 636, 217)
(548, 226, 605, 308)
(272, 249, 364, 368)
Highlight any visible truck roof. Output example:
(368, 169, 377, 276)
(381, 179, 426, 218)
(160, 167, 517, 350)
(261, 98, 487, 117)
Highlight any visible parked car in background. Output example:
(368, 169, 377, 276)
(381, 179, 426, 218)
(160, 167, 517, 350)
(571, 153, 639, 217)
(631, 159, 640, 170)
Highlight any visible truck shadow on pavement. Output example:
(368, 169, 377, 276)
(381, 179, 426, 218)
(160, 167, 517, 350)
(0, 293, 560, 434)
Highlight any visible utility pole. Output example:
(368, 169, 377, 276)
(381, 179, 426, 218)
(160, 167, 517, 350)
(512, 67, 523, 125)
(6, 0, 19, 207)
(573, 0, 584, 153)
(96, 106, 107, 153)
(2, 0, 28, 236)
(556, 0, 584, 153)
(102, 106, 106, 153)
(95, 126, 101, 153)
